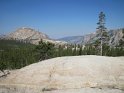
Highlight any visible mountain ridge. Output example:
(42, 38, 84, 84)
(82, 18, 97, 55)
(58, 28, 124, 46)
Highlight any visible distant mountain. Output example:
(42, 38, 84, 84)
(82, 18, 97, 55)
(9, 27, 49, 40)
(58, 36, 84, 44)
(57, 33, 97, 45)
(7, 27, 67, 45)
(58, 28, 124, 46)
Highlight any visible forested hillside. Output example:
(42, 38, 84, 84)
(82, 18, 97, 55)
(0, 38, 124, 72)
(0, 39, 36, 70)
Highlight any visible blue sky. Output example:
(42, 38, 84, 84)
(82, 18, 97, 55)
(0, 0, 124, 38)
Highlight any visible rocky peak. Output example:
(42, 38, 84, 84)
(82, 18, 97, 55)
(8, 27, 67, 45)
(9, 27, 49, 40)
(8, 27, 51, 44)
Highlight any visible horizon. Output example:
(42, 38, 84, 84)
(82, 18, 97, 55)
(0, 0, 124, 39)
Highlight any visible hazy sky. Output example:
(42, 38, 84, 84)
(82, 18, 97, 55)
(0, 0, 124, 39)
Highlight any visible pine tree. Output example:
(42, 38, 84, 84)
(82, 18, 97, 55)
(96, 12, 109, 56)
(35, 39, 55, 61)
(79, 45, 82, 55)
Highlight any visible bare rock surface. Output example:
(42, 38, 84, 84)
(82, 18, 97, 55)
(7, 27, 67, 45)
(0, 55, 124, 93)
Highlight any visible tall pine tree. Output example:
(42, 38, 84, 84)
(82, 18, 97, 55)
(96, 12, 109, 56)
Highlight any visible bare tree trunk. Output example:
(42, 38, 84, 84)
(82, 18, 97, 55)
(101, 37, 103, 56)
